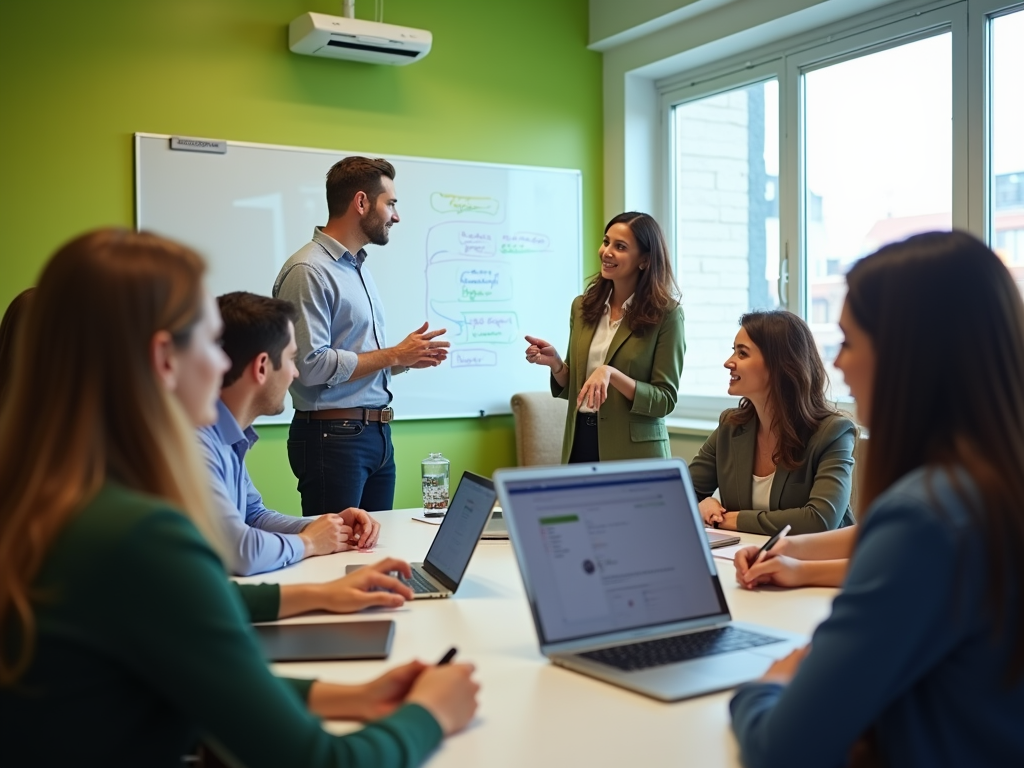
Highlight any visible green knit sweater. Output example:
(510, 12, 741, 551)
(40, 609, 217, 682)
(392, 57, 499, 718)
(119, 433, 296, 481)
(0, 482, 442, 767)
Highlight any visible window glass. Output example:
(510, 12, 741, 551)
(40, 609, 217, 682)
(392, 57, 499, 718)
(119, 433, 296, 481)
(991, 10, 1024, 297)
(804, 33, 952, 396)
(672, 80, 779, 398)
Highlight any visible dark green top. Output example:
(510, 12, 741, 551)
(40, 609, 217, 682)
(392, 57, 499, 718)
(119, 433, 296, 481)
(0, 483, 442, 768)
(234, 581, 281, 622)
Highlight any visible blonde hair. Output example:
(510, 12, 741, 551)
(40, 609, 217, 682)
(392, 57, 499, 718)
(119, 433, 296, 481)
(0, 228, 223, 685)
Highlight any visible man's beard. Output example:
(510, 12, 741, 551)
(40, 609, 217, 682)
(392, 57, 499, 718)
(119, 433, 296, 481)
(360, 209, 390, 246)
(257, 382, 288, 417)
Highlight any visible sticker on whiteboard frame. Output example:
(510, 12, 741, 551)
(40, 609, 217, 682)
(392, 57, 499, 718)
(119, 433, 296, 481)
(170, 136, 227, 154)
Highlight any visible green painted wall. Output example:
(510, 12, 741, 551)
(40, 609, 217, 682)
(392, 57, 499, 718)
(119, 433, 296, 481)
(0, 0, 602, 511)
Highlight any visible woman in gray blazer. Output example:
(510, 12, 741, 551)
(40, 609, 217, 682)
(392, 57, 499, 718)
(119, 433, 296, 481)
(689, 310, 856, 535)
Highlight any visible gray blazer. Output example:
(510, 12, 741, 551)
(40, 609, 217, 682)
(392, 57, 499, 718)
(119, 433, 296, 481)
(688, 411, 856, 535)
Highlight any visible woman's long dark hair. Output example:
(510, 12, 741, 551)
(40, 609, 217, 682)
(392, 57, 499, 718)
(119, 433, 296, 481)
(580, 212, 679, 335)
(847, 230, 1024, 680)
(725, 310, 837, 471)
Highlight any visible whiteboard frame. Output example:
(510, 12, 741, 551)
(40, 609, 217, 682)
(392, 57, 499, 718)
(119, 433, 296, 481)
(133, 132, 585, 422)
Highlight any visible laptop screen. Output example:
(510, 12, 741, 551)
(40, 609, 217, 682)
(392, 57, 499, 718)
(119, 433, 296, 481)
(423, 472, 496, 585)
(500, 463, 726, 645)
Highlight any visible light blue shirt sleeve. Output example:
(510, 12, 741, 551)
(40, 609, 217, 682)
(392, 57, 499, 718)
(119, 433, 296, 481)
(198, 432, 309, 577)
(276, 263, 359, 387)
(242, 469, 308, 536)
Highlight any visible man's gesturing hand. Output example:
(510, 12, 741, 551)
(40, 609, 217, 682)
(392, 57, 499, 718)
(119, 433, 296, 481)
(394, 322, 449, 368)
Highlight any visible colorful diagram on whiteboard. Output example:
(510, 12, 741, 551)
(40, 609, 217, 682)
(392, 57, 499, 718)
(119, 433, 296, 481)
(425, 211, 552, 370)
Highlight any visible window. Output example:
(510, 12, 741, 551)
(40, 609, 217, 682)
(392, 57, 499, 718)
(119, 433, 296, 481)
(647, 1, 1024, 414)
(804, 33, 952, 396)
(991, 9, 1024, 294)
(671, 80, 779, 398)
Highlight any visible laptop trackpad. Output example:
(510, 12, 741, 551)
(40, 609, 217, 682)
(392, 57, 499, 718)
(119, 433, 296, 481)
(627, 651, 777, 694)
(683, 652, 773, 680)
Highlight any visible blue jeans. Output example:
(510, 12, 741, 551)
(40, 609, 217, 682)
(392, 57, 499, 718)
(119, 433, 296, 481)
(287, 416, 397, 516)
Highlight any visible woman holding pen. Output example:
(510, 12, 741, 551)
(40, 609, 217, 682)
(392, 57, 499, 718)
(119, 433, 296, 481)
(0, 229, 478, 767)
(729, 231, 1024, 767)
(735, 525, 854, 589)
(524, 212, 685, 463)
(688, 310, 856, 536)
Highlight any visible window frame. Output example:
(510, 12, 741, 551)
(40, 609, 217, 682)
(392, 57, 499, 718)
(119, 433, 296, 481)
(980, 1, 1024, 248)
(661, 64, 786, 419)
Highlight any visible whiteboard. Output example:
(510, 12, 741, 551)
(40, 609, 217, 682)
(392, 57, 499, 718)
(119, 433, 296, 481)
(135, 133, 582, 421)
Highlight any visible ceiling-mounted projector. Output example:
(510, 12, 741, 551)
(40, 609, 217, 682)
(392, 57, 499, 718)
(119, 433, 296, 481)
(289, 12, 432, 65)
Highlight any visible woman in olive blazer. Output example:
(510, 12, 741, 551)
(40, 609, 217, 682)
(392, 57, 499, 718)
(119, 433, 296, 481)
(525, 212, 685, 463)
(690, 310, 856, 536)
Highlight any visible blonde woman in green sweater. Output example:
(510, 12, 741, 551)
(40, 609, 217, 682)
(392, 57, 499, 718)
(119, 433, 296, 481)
(0, 229, 478, 768)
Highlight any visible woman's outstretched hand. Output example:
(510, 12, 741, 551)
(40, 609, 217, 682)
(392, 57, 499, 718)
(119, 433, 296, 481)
(525, 335, 561, 370)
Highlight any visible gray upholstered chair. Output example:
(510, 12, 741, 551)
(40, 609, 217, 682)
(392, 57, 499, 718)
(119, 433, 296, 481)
(837, 408, 866, 521)
(850, 428, 866, 521)
(510, 392, 568, 466)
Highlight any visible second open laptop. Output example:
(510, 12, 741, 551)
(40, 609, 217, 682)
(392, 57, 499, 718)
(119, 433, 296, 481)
(347, 471, 497, 598)
(494, 458, 802, 701)
(485, 503, 733, 546)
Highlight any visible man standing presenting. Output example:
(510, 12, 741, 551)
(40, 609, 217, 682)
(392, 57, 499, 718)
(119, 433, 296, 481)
(274, 157, 448, 515)
(199, 292, 381, 576)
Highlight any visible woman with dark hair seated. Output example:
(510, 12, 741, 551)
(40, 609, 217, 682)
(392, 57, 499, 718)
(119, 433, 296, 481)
(0, 229, 478, 768)
(730, 231, 1024, 767)
(689, 310, 856, 535)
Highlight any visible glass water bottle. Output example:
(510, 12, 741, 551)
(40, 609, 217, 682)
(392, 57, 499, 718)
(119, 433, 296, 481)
(421, 452, 451, 513)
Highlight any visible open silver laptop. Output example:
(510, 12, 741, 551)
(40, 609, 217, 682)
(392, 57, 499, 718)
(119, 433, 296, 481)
(480, 502, 508, 539)
(347, 471, 496, 599)
(494, 458, 802, 701)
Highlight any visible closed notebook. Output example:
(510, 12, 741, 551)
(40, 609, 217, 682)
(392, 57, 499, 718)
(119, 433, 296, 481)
(254, 620, 395, 662)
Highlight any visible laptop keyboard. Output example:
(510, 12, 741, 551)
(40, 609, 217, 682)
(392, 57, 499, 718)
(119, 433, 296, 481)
(578, 626, 781, 671)
(402, 569, 440, 594)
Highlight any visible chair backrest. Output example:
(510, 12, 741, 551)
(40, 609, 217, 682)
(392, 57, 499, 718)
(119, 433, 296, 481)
(850, 429, 866, 521)
(837, 407, 866, 522)
(510, 392, 568, 466)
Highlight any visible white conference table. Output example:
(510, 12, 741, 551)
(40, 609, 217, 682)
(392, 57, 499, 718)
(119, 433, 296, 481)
(235, 510, 838, 767)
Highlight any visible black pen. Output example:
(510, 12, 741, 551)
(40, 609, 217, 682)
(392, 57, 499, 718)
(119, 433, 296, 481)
(752, 524, 792, 566)
(437, 647, 457, 665)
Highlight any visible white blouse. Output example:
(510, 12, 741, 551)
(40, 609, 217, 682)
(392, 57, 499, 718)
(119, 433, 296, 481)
(578, 293, 633, 414)
(751, 472, 775, 511)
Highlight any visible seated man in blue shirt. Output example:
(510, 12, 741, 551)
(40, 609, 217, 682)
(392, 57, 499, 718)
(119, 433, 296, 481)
(198, 291, 382, 576)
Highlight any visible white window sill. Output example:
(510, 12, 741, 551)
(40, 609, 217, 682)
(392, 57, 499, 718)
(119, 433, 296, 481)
(664, 416, 718, 436)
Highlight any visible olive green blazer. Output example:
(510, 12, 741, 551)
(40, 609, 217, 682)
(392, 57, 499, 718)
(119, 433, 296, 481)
(552, 295, 685, 463)
(688, 411, 856, 535)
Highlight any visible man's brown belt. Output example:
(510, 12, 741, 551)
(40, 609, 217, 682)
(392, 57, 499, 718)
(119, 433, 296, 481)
(294, 407, 394, 424)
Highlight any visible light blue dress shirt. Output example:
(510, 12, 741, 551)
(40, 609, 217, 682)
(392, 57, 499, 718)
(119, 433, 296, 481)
(197, 400, 310, 576)
(273, 228, 393, 412)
